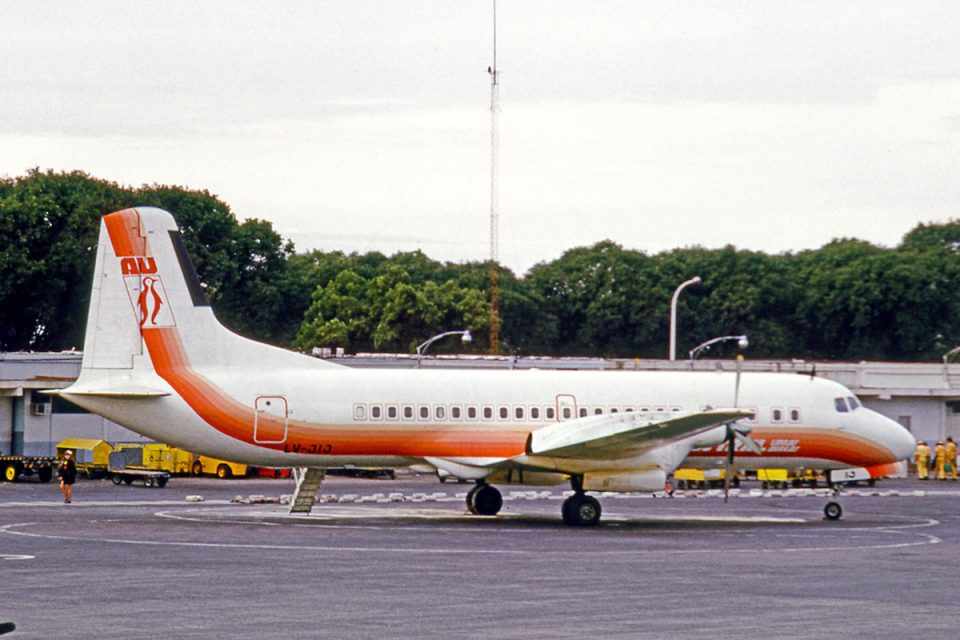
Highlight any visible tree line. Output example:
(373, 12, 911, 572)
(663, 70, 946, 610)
(2, 169, 958, 361)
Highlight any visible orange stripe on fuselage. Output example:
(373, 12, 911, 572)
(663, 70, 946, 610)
(143, 326, 528, 457)
(686, 428, 896, 466)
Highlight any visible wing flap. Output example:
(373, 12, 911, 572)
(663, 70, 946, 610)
(44, 385, 170, 398)
(529, 408, 754, 459)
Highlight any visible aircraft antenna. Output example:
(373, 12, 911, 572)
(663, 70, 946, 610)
(487, 0, 501, 354)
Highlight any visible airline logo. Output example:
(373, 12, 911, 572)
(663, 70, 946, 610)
(120, 256, 175, 328)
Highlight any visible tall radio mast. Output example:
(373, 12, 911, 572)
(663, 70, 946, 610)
(487, 0, 501, 354)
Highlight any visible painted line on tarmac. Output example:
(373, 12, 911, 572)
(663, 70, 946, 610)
(0, 553, 34, 561)
(0, 500, 231, 508)
(0, 518, 939, 556)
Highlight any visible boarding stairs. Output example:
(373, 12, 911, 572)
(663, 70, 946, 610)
(289, 467, 326, 514)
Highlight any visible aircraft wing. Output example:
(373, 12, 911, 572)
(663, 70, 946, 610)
(527, 408, 754, 460)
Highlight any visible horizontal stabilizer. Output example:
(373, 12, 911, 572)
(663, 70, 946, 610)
(44, 385, 170, 398)
(529, 408, 755, 460)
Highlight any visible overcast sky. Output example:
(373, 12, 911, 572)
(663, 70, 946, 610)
(3, 1, 959, 273)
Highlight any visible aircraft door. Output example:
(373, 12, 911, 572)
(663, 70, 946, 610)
(556, 394, 577, 422)
(253, 396, 288, 444)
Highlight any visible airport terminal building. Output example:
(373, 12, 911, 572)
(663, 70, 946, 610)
(2, 351, 959, 456)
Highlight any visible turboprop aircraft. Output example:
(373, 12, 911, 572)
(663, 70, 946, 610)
(58, 208, 916, 526)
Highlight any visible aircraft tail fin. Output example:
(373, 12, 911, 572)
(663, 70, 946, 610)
(79, 207, 340, 375)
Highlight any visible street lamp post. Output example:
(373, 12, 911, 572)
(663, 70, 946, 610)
(416, 330, 473, 368)
(669, 276, 701, 361)
(689, 335, 749, 362)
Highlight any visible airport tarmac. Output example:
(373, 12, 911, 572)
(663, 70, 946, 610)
(2, 475, 959, 639)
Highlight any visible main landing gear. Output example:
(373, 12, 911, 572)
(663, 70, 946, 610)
(562, 475, 602, 527)
(466, 482, 503, 516)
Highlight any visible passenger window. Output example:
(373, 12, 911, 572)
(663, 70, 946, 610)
(370, 405, 382, 420)
(835, 398, 849, 413)
(672, 407, 681, 413)
(562, 407, 572, 419)
(530, 406, 540, 420)
(594, 407, 604, 415)
(847, 397, 859, 411)
(625, 407, 635, 413)
(353, 404, 366, 420)
(483, 406, 493, 420)
(403, 405, 414, 420)
(772, 408, 783, 422)
(467, 406, 478, 420)
(610, 407, 619, 414)
(546, 407, 556, 420)
(451, 406, 462, 420)
(499, 406, 509, 420)
(640, 407, 649, 413)
(579, 407, 588, 418)
(789, 408, 800, 422)
(515, 406, 524, 420)
(435, 406, 445, 420)
(387, 405, 398, 420)
(419, 406, 430, 420)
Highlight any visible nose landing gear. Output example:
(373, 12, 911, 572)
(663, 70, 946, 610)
(823, 501, 843, 521)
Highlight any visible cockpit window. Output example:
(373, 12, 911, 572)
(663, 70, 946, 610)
(834, 398, 849, 413)
(846, 397, 860, 411)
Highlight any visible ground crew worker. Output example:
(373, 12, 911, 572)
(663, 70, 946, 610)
(915, 441, 930, 480)
(946, 437, 958, 481)
(934, 441, 947, 481)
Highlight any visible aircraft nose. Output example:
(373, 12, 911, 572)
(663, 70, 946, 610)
(878, 413, 916, 461)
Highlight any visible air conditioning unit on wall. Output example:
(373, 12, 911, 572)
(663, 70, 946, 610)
(30, 402, 51, 417)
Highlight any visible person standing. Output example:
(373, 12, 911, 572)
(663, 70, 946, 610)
(934, 441, 947, 481)
(915, 441, 930, 480)
(58, 450, 77, 503)
(946, 437, 958, 481)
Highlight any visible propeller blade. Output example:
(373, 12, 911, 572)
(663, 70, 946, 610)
(723, 424, 736, 502)
(735, 431, 764, 455)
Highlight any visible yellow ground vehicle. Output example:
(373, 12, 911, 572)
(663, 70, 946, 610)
(673, 467, 737, 490)
(140, 443, 194, 474)
(192, 455, 248, 479)
(56, 438, 113, 479)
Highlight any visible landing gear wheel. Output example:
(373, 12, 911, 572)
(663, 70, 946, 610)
(4, 464, 19, 482)
(824, 501, 843, 520)
(466, 484, 502, 516)
(562, 494, 602, 527)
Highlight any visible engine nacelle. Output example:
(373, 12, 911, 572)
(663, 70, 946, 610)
(582, 469, 666, 492)
(691, 425, 729, 450)
(486, 469, 568, 486)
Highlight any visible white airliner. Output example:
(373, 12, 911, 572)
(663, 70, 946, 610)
(59, 208, 916, 525)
